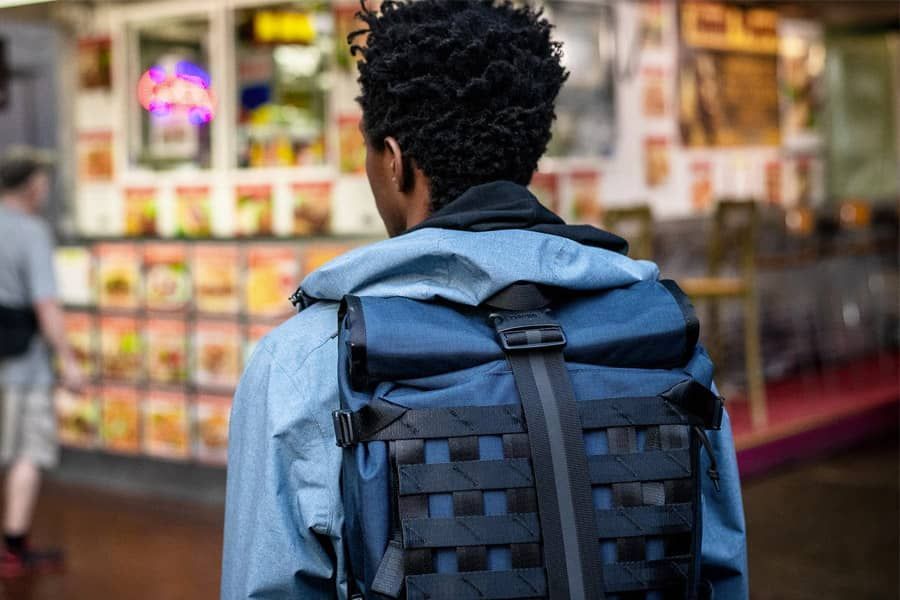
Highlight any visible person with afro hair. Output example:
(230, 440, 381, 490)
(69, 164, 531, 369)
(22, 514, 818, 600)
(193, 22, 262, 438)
(222, 2, 748, 598)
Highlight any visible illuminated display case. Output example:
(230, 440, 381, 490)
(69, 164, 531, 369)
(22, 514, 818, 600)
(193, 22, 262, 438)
(234, 3, 334, 169)
(129, 15, 214, 171)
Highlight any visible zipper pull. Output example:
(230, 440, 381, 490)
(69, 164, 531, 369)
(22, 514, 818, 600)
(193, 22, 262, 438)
(693, 425, 721, 493)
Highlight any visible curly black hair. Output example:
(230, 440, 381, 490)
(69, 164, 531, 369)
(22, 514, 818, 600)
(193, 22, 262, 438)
(350, 0, 568, 211)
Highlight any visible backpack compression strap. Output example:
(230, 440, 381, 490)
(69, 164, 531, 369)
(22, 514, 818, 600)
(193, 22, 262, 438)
(489, 295, 606, 600)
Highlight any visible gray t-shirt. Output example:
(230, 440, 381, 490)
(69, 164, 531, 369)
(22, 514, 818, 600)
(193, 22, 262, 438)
(0, 204, 57, 386)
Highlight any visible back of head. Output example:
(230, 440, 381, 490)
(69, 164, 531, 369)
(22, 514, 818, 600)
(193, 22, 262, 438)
(0, 147, 52, 196)
(351, 0, 568, 211)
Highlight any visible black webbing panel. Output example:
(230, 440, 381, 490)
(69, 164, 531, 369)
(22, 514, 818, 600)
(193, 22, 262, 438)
(395, 440, 433, 579)
(499, 322, 604, 599)
(602, 558, 691, 593)
(335, 392, 721, 445)
(607, 426, 645, 599)
(449, 436, 487, 572)
(660, 424, 695, 599)
(587, 450, 692, 484)
(404, 555, 692, 600)
(406, 567, 548, 600)
(398, 458, 534, 495)
(504, 433, 542, 569)
(594, 503, 693, 539)
(403, 513, 541, 548)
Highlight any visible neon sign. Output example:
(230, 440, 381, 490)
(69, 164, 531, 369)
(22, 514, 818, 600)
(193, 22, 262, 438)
(137, 61, 216, 125)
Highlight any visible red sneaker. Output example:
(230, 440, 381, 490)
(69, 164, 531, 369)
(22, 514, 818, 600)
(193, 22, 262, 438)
(0, 548, 64, 578)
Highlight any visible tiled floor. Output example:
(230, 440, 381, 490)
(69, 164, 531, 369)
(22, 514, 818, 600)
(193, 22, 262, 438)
(0, 441, 896, 599)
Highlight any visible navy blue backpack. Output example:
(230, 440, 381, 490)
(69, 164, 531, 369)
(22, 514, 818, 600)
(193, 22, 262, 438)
(333, 280, 723, 600)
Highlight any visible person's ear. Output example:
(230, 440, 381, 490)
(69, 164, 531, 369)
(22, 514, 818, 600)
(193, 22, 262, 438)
(384, 137, 405, 193)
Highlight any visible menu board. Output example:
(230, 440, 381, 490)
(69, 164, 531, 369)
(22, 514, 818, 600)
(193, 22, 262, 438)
(97, 243, 141, 309)
(174, 186, 212, 237)
(193, 244, 241, 315)
(100, 316, 142, 382)
(56, 387, 101, 448)
(193, 321, 242, 390)
(193, 395, 231, 464)
(64, 312, 96, 379)
(101, 386, 141, 454)
(570, 170, 602, 226)
(143, 390, 190, 460)
(145, 318, 188, 385)
(244, 246, 299, 318)
(291, 181, 333, 235)
(123, 187, 158, 237)
(235, 184, 274, 237)
(144, 243, 190, 311)
(679, 4, 780, 147)
(301, 243, 351, 275)
(55, 246, 94, 306)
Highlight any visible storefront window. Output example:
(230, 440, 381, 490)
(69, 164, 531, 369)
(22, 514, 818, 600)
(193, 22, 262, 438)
(130, 17, 214, 171)
(234, 3, 333, 169)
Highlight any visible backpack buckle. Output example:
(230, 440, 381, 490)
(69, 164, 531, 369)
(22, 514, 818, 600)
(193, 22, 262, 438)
(491, 311, 567, 352)
(332, 409, 358, 448)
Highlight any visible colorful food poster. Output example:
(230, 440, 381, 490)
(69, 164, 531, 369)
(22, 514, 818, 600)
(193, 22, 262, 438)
(690, 161, 714, 212)
(529, 172, 561, 214)
(123, 187, 158, 237)
(77, 37, 112, 90)
(765, 160, 782, 204)
(292, 181, 333, 235)
(235, 184, 274, 237)
(96, 243, 140, 309)
(175, 185, 212, 237)
(56, 387, 101, 448)
(640, 0, 666, 48)
(570, 171, 602, 226)
(64, 312, 96, 379)
(76, 131, 114, 182)
(244, 246, 300, 318)
(642, 68, 668, 118)
(193, 321, 242, 390)
(101, 386, 140, 454)
(301, 243, 352, 275)
(144, 319, 188, 385)
(244, 323, 273, 363)
(143, 390, 189, 460)
(144, 243, 190, 312)
(55, 246, 93, 306)
(338, 114, 366, 174)
(193, 244, 241, 315)
(100, 316, 142, 382)
(193, 395, 231, 464)
(644, 137, 670, 187)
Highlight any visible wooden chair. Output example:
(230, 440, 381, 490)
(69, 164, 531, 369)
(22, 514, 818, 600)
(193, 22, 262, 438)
(680, 200, 768, 428)
(603, 205, 654, 260)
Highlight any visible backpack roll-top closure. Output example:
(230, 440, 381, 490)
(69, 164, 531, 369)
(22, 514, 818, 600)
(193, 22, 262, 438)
(336, 285, 721, 600)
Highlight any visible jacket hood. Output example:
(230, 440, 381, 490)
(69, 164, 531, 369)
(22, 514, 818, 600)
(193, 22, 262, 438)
(300, 181, 656, 306)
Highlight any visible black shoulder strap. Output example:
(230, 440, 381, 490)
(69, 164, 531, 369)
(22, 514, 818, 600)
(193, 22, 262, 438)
(489, 284, 605, 600)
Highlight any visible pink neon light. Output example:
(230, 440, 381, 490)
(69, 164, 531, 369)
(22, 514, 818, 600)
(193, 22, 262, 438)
(137, 62, 216, 124)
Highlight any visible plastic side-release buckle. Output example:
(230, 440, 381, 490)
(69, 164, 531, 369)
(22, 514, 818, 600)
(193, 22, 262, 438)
(491, 310, 567, 352)
(332, 409, 358, 448)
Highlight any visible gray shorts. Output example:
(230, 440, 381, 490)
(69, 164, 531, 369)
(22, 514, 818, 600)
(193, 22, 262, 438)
(0, 386, 58, 468)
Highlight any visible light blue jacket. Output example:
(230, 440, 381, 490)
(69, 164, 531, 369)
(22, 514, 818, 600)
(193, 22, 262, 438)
(221, 228, 748, 599)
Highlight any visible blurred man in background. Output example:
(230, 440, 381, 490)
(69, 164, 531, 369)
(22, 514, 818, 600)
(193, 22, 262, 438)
(0, 148, 81, 577)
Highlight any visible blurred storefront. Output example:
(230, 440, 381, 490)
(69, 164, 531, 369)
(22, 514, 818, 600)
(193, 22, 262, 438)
(0, 0, 896, 492)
